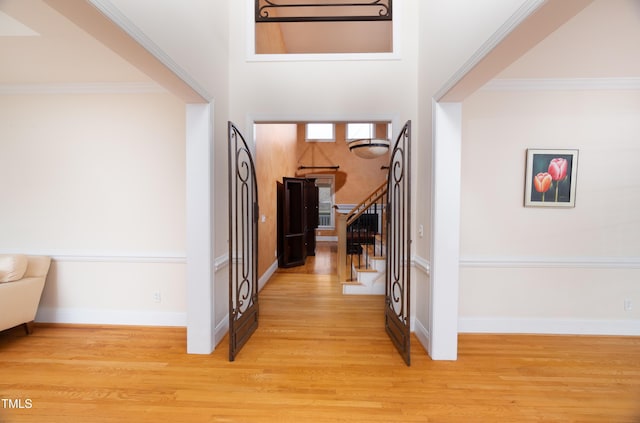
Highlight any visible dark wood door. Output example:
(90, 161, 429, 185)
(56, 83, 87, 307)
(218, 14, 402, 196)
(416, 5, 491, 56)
(304, 178, 319, 256)
(277, 177, 319, 267)
(385, 121, 411, 366)
(278, 177, 306, 267)
(228, 122, 259, 361)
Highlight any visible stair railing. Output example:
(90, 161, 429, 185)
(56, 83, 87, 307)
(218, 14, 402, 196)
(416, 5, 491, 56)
(337, 181, 387, 282)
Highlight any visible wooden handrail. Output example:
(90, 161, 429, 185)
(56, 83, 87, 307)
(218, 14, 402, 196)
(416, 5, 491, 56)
(346, 181, 387, 226)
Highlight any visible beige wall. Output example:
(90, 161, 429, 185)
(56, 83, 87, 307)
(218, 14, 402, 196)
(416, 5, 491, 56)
(460, 87, 640, 330)
(0, 92, 187, 324)
(255, 123, 298, 276)
(295, 123, 389, 205)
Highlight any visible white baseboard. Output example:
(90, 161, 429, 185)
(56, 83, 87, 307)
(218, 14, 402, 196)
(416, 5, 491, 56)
(214, 314, 229, 346)
(35, 308, 186, 327)
(259, 260, 278, 291)
(413, 318, 430, 354)
(459, 317, 640, 336)
(316, 236, 338, 242)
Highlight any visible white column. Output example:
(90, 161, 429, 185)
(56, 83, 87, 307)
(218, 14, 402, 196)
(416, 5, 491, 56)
(430, 101, 462, 360)
(186, 103, 215, 354)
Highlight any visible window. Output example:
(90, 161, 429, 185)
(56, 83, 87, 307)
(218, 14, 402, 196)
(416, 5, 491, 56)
(314, 176, 335, 229)
(346, 123, 375, 140)
(346, 122, 392, 139)
(306, 123, 335, 142)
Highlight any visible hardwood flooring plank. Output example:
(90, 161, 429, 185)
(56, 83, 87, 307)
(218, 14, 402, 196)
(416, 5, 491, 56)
(1, 250, 639, 422)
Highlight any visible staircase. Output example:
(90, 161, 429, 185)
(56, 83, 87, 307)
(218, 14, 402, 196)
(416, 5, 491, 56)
(337, 182, 387, 295)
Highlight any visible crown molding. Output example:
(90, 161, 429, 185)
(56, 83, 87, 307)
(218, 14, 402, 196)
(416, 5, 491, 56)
(0, 82, 168, 95)
(433, 0, 547, 101)
(88, 0, 212, 102)
(482, 77, 640, 92)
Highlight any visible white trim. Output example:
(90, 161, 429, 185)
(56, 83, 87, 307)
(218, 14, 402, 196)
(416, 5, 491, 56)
(316, 236, 338, 242)
(460, 256, 640, 269)
(413, 318, 431, 357)
(186, 103, 215, 354)
(51, 254, 184, 264)
(412, 255, 430, 275)
(248, 52, 401, 63)
(0, 82, 167, 95)
(35, 308, 186, 327)
(433, 0, 546, 101)
(0, 250, 185, 264)
(335, 204, 356, 214)
(483, 77, 640, 92)
(430, 102, 462, 361)
(214, 313, 230, 346)
(214, 253, 230, 272)
(88, 0, 212, 101)
(459, 317, 640, 336)
(259, 259, 278, 292)
(246, 0, 401, 62)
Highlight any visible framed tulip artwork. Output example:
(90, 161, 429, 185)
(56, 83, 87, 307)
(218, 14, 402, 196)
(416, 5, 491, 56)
(524, 149, 578, 207)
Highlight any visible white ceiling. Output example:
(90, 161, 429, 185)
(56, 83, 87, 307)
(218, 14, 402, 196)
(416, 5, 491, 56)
(0, 0, 638, 87)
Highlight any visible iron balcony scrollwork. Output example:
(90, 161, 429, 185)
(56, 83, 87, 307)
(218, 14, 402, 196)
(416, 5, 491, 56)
(256, 0, 392, 23)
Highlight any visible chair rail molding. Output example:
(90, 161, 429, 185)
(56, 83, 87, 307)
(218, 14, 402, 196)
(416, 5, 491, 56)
(460, 255, 640, 269)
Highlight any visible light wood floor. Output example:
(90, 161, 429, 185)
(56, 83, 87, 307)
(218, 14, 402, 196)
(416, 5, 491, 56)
(1, 245, 639, 422)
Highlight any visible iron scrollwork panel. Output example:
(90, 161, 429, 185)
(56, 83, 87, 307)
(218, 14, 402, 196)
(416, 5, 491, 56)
(385, 120, 411, 366)
(228, 122, 260, 362)
(256, 0, 392, 22)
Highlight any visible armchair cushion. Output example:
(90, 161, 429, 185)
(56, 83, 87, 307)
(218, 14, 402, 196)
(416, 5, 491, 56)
(0, 254, 28, 283)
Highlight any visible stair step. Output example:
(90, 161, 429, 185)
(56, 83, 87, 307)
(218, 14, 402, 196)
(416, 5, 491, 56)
(341, 281, 363, 286)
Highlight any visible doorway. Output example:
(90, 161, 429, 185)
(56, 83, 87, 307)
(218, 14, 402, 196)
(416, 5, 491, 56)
(253, 121, 391, 280)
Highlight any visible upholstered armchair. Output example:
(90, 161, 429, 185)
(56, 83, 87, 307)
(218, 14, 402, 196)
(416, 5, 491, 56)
(0, 255, 51, 334)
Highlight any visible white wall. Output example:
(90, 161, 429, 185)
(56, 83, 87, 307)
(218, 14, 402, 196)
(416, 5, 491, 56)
(0, 91, 187, 325)
(107, 0, 231, 348)
(415, 0, 530, 354)
(228, 0, 419, 128)
(459, 87, 640, 335)
(106, 0, 230, 255)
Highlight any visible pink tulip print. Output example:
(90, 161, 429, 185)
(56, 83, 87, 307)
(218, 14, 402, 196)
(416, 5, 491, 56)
(548, 158, 568, 181)
(533, 172, 552, 201)
(548, 157, 568, 202)
(528, 152, 575, 205)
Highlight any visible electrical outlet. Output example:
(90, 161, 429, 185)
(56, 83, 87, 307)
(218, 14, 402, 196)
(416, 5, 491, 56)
(624, 299, 632, 312)
(153, 291, 162, 303)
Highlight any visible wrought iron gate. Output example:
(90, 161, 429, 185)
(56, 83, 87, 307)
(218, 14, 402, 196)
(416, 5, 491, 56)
(385, 120, 411, 366)
(228, 122, 259, 361)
